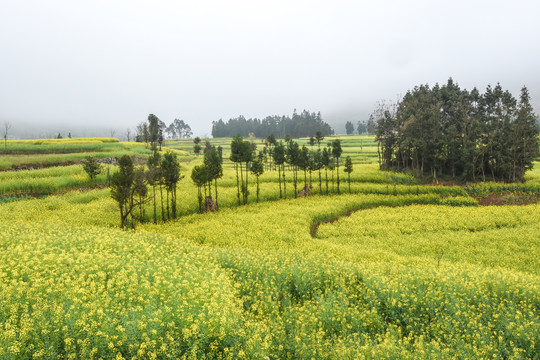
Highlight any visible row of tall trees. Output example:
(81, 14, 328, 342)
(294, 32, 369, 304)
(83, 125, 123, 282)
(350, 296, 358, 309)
(110, 136, 354, 225)
(224, 135, 350, 206)
(375, 79, 539, 182)
(211, 110, 334, 138)
(110, 151, 182, 228)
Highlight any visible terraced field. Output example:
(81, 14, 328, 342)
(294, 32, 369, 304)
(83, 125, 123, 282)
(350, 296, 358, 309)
(0, 136, 538, 359)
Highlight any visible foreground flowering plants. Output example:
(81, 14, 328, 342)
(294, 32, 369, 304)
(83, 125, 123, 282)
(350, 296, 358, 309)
(0, 191, 538, 359)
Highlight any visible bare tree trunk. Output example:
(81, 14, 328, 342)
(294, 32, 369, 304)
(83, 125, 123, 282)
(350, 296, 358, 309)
(153, 185, 157, 224)
(240, 162, 244, 205)
(282, 164, 287, 199)
(256, 176, 260, 203)
(166, 189, 170, 220)
(214, 179, 218, 210)
(318, 168, 322, 194)
(160, 185, 165, 222)
(245, 162, 249, 205)
(325, 168, 329, 195)
(278, 165, 282, 198)
(336, 158, 340, 195)
(235, 162, 240, 206)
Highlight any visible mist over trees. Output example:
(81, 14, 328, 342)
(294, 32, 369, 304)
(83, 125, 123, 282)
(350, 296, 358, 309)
(211, 109, 334, 138)
(374, 78, 539, 182)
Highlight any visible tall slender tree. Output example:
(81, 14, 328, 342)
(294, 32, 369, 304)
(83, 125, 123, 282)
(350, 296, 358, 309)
(110, 155, 135, 229)
(273, 141, 286, 198)
(332, 139, 343, 194)
(204, 146, 223, 208)
(344, 156, 353, 193)
(147, 151, 161, 223)
(3, 121, 11, 153)
(161, 151, 181, 219)
(251, 155, 264, 203)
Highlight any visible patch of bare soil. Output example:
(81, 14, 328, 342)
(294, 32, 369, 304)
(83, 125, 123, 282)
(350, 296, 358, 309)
(477, 192, 540, 206)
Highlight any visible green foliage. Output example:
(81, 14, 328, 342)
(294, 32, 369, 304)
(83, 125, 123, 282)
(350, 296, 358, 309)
(110, 155, 134, 228)
(345, 121, 355, 135)
(81, 155, 102, 179)
(211, 110, 334, 138)
(375, 79, 539, 182)
(344, 156, 353, 174)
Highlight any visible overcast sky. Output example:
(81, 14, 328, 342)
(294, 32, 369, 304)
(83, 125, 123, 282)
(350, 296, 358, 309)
(1, 0, 539, 138)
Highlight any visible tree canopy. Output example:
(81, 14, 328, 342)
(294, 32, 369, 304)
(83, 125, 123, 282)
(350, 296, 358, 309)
(211, 109, 333, 138)
(374, 78, 539, 182)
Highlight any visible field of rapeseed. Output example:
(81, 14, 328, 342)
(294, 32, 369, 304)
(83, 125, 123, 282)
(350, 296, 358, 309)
(0, 135, 538, 359)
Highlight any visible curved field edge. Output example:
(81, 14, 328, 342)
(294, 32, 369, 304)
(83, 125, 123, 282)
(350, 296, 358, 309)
(0, 192, 538, 358)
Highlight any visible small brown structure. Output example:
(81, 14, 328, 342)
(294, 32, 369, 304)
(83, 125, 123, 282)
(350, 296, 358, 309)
(203, 196, 218, 212)
(298, 185, 312, 197)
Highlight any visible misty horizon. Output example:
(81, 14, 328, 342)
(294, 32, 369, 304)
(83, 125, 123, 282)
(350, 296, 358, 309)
(2, 1, 539, 139)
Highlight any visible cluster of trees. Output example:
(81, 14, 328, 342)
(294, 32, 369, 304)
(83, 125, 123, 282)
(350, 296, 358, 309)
(375, 79, 539, 182)
(190, 146, 223, 212)
(211, 110, 334, 138)
(109, 132, 354, 226)
(110, 152, 182, 228)
(345, 117, 377, 135)
(165, 119, 192, 139)
(134, 115, 192, 145)
(135, 114, 164, 149)
(226, 134, 353, 205)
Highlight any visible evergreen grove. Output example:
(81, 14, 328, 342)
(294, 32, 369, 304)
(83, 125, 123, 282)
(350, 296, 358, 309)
(211, 109, 334, 138)
(375, 79, 539, 182)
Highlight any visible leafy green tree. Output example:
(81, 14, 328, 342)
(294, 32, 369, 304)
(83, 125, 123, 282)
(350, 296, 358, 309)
(357, 121, 367, 134)
(82, 156, 102, 179)
(204, 146, 223, 209)
(240, 139, 253, 204)
(321, 147, 330, 194)
(146, 151, 161, 223)
(158, 128, 164, 151)
(331, 139, 343, 194)
(367, 114, 377, 135)
(147, 114, 160, 150)
(512, 86, 539, 181)
(345, 121, 354, 135)
(298, 145, 310, 188)
(273, 141, 286, 198)
(230, 135, 244, 205)
(133, 167, 148, 222)
(312, 149, 323, 193)
(344, 156, 353, 193)
(250, 155, 264, 203)
(110, 155, 135, 229)
(265, 134, 277, 170)
(217, 146, 223, 163)
(315, 131, 324, 149)
(135, 122, 150, 146)
(191, 165, 208, 213)
(203, 140, 213, 155)
(161, 151, 181, 219)
(286, 140, 300, 197)
(230, 135, 253, 205)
